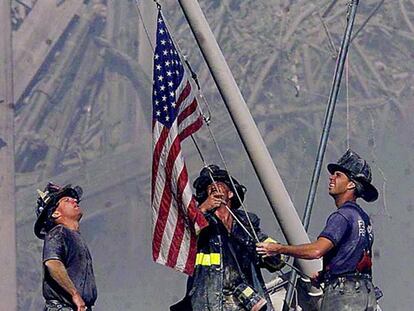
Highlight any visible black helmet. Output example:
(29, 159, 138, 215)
(327, 149, 378, 202)
(34, 182, 83, 239)
(193, 165, 246, 209)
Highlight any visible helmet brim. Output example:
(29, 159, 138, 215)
(327, 163, 378, 202)
(193, 171, 245, 209)
(34, 187, 81, 239)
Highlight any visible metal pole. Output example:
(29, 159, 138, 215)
(351, 0, 384, 43)
(0, 0, 17, 309)
(177, 0, 322, 280)
(283, 1, 360, 309)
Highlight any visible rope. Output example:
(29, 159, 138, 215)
(133, 0, 157, 52)
(351, 0, 385, 43)
(280, 259, 311, 281)
(155, 6, 260, 243)
(322, 0, 340, 18)
(136, 2, 314, 281)
(367, 111, 391, 219)
(285, 0, 360, 307)
(155, 7, 318, 280)
(346, 54, 350, 149)
(317, 11, 337, 57)
(191, 135, 259, 242)
(191, 104, 260, 242)
(134, 2, 260, 241)
(195, 151, 313, 279)
(186, 75, 316, 281)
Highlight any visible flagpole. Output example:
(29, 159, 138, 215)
(177, 0, 322, 284)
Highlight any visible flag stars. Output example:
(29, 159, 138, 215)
(152, 15, 188, 126)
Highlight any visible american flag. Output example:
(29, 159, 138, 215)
(151, 11, 207, 275)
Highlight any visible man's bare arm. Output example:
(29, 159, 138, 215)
(256, 237, 334, 260)
(44, 259, 86, 310)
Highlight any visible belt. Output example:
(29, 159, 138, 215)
(45, 300, 93, 310)
(324, 272, 372, 285)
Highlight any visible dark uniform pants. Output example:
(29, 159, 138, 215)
(320, 278, 377, 311)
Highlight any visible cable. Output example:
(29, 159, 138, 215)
(133, 0, 156, 52)
(201, 125, 260, 243)
(281, 258, 311, 281)
(317, 11, 337, 57)
(350, 0, 385, 43)
(346, 54, 350, 149)
(284, 0, 360, 308)
(133, 3, 250, 230)
(159, 9, 261, 243)
(178, 56, 260, 242)
(140, 4, 314, 285)
(191, 138, 259, 242)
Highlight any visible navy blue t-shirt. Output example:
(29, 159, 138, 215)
(43, 225, 97, 306)
(319, 201, 373, 277)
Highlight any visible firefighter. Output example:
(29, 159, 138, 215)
(171, 165, 283, 311)
(34, 183, 97, 311)
(257, 149, 379, 310)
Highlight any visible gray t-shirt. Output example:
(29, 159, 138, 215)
(43, 225, 97, 306)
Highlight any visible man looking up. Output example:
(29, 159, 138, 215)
(257, 149, 379, 310)
(34, 183, 97, 311)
